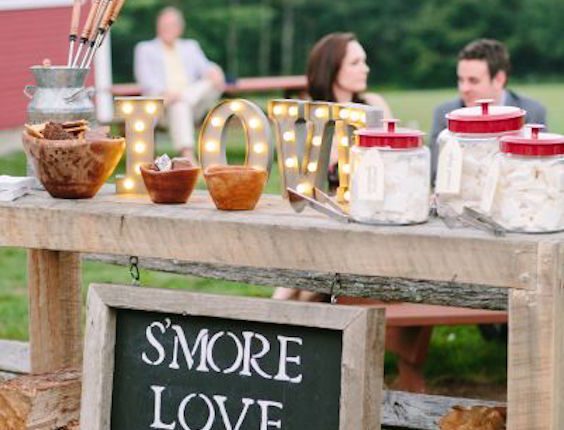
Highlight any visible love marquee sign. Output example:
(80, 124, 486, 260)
(116, 98, 383, 204)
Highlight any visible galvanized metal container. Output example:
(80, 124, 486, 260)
(24, 66, 95, 124)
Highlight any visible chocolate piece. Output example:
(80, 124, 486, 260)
(172, 157, 193, 170)
(43, 122, 73, 140)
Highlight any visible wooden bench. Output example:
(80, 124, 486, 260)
(111, 75, 307, 99)
(337, 298, 508, 393)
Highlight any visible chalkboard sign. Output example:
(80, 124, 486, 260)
(80, 284, 385, 430)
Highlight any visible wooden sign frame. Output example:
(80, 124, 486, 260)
(80, 284, 385, 430)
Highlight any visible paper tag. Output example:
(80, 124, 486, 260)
(436, 138, 463, 194)
(480, 157, 501, 214)
(356, 148, 385, 202)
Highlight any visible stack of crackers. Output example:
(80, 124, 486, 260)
(24, 120, 90, 140)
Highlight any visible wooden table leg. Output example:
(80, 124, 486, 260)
(508, 242, 564, 430)
(27, 249, 82, 374)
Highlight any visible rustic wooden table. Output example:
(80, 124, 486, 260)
(0, 187, 562, 430)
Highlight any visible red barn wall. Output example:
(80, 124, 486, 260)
(0, 7, 95, 129)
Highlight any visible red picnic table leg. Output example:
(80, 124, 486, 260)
(386, 325, 433, 393)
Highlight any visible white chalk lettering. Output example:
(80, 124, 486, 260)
(141, 322, 305, 384)
(142, 321, 167, 366)
(150, 385, 176, 430)
(213, 395, 255, 430)
(240, 331, 272, 379)
(178, 393, 215, 430)
(274, 336, 303, 383)
(205, 331, 244, 374)
(257, 399, 283, 430)
(169, 326, 209, 372)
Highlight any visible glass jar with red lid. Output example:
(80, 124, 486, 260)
(435, 99, 525, 216)
(479, 124, 564, 233)
(350, 119, 430, 224)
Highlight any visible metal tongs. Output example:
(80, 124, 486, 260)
(441, 205, 507, 237)
(287, 187, 351, 223)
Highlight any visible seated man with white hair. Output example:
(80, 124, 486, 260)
(134, 7, 225, 161)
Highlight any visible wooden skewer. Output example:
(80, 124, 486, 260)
(67, 0, 82, 67)
(85, 0, 127, 68)
(72, 0, 102, 67)
(80, 0, 112, 68)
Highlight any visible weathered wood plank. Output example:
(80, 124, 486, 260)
(507, 241, 563, 430)
(341, 308, 385, 429)
(85, 254, 509, 310)
(0, 189, 548, 288)
(381, 390, 503, 429)
(79, 285, 116, 430)
(27, 250, 82, 374)
(0, 340, 29, 374)
(0, 369, 80, 430)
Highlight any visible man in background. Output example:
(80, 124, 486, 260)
(134, 7, 225, 161)
(430, 39, 546, 181)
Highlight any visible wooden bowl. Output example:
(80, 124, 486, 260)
(204, 165, 267, 211)
(22, 131, 125, 199)
(140, 161, 200, 204)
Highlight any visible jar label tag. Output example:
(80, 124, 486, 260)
(480, 157, 501, 214)
(356, 148, 385, 202)
(436, 138, 463, 194)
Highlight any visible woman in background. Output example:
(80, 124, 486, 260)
(273, 32, 391, 301)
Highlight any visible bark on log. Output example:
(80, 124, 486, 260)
(0, 369, 80, 430)
(85, 254, 508, 310)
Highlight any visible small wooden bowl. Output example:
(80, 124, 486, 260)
(140, 161, 200, 204)
(204, 165, 267, 211)
(22, 131, 125, 199)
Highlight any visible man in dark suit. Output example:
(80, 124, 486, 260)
(430, 39, 546, 181)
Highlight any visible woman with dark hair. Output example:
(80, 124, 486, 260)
(272, 33, 391, 302)
(306, 32, 391, 115)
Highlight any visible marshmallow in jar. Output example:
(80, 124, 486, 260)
(435, 99, 525, 216)
(350, 119, 430, 225)
(480, 124, 564, 233)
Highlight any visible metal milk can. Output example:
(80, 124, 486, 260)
(24, 66, 95, 124)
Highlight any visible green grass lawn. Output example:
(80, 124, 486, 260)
(5, 82, 558, 391)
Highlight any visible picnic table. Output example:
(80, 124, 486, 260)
(111, 75, 308, 98)
(0, 187, 562, 429)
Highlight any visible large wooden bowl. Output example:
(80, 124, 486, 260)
(204, 165, 267, 211)
(140, 161, 200, 204)
(22, 131, 125, 199)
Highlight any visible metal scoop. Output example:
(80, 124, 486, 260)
(287, 187, 350, 223)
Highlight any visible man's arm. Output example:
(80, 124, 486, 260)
(189, 41, 225, 91)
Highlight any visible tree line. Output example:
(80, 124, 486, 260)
(111, 0, 564, 88)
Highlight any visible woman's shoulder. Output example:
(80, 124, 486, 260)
(362, 92, 387, 107)
(362, 92, 392, 118)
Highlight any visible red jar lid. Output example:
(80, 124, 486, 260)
(500, 124, 564, 156)
(355, 119, 424, 149)
(446, 99, 525, 134)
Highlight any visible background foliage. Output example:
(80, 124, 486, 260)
(111, 0, 564, 87)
